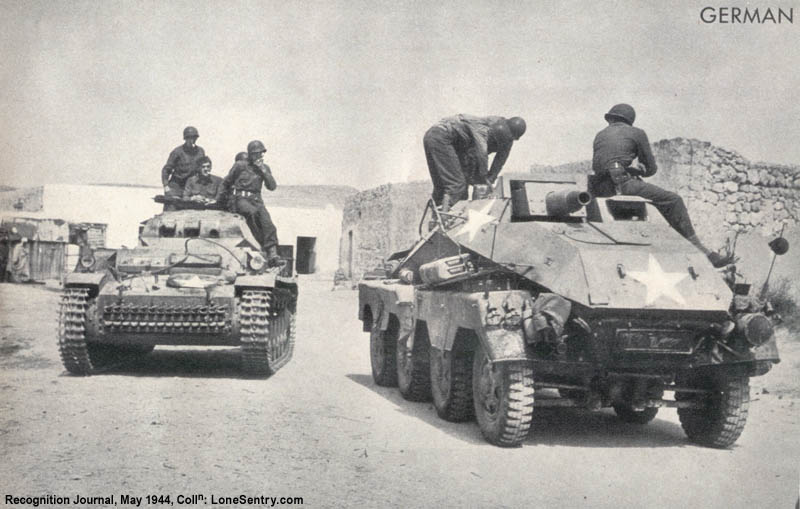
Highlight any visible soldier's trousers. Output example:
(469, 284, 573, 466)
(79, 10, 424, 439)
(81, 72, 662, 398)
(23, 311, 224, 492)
(424, 125, 469, 205)
(232, 196, 278, 251)
(619, 179, 696, 239)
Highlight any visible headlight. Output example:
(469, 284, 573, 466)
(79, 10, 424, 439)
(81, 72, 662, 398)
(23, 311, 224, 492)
(79, 253, 96, 269)
(736, 313, 773, 347)
(248, 253, 266, 271)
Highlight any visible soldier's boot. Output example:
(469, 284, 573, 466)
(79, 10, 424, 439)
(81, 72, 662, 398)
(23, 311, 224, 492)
(265, 245, 285, 268)
(687, 235, 735, 268)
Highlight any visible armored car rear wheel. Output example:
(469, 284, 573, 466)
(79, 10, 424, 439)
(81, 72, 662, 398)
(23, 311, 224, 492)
(472, 343, 534, 447)
(370, 318, 398, 387)
(676, 371, 749, 448)
(430, 347, 473, 422)
(396, 323, 431, 402)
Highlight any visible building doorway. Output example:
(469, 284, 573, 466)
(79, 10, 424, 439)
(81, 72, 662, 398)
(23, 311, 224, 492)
(295, 236, 317, 274)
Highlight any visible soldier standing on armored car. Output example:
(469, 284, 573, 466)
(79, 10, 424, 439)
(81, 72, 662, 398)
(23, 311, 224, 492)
(161, 126, 206, 211)
(590, 103, 733, 267)
(222, 140, 282, 267)
(424, 114, 526, 212)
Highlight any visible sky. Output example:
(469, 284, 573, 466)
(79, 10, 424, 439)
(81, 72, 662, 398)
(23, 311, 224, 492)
(0, 0, 798, 190)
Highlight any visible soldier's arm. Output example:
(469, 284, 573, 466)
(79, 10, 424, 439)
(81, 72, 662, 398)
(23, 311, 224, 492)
(591, 134, 604, 174)
(464, 125, 490, 182)
(487, 125, 514, 183)
(221, 163, 241, 190)
(161, 150, 178, 188)
(636, 129, 658, 177)
(182, 178, 194, 199)
(260, 163, 277, 191)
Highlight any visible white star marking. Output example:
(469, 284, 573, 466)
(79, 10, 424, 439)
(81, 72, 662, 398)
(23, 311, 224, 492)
(627, 254, 688, 306)
(452, 201, 497, 241)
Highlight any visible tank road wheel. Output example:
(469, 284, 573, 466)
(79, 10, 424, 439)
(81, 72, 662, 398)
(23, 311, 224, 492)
(430, 347, 474, 422)
(370, 318, 398, 387)
(57, 288, 95, 375)
(613, 405, 659, 424)
(396, 322, 431, 402)
(239, 290, 295, 377)
(472, 342, 534, 447)
(676, 370, 750, 448)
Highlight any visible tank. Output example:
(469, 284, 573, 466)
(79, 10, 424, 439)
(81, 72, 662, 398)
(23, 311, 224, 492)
(358, 178, 786, 447)
(58, 198, 298, 377)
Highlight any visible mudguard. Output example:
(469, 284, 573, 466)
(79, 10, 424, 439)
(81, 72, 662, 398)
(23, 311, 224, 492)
(64, 272, 107, 288)
(234, 273, 276, 289)
(417, 289, 534, 362)
(358, 281, 415, 334)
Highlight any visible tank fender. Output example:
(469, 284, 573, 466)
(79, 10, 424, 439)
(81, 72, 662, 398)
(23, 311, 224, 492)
(234, 274, 276, 290)
(64, 272, 107, 288)
(418, 289, 533, 362)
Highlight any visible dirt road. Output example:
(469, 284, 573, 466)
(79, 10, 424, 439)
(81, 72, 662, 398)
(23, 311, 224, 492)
(1, 281, 798, 508)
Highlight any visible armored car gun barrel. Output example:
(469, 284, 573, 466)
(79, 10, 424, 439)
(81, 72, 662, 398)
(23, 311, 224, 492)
(358, 177, 785, 448)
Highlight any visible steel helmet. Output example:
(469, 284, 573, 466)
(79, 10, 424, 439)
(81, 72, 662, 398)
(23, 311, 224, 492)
(247, 140, 267, 154)
(507, 117, 526, 139)
(604, 104, 636, 125)
(183, 126, 199, 139)
(235, 151, 248, 162)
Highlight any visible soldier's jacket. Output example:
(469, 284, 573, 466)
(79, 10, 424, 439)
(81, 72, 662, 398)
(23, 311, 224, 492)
(183, 174, 223, 201)
(592, 121, 657, 177)
(222, 160, 277, 195)
(161, 144, 206, 186)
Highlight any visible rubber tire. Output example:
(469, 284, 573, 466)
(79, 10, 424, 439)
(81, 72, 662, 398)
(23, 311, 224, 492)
(430, 347, 474, 422)
(676, 371, 750, 448)
(472, 342, 535, 447)
(613, 405, 659, 424)
(396, 323, 431, 402)
(370, 319, 398, 387)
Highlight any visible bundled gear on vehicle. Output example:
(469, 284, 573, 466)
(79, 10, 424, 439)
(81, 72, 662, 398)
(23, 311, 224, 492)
(590, 104, 734, 268)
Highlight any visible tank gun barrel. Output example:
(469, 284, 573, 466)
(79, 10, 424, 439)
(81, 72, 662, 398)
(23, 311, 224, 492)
(545, 190, 592, 217)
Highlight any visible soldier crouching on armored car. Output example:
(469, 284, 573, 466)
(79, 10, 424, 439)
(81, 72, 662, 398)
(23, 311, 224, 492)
(424, 114, 527, 212)
(222, 140, 282, 267)
(590, 103, 734, 268)
(161, 126, 206, 211)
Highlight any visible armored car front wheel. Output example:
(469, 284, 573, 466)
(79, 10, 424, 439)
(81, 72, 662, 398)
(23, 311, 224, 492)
(396, 322, 431, 402)
(430, 347, 473, 422)
(370, 319, 398, 387)
(472, 342, 534, 447)
(676, 370, 750, 448)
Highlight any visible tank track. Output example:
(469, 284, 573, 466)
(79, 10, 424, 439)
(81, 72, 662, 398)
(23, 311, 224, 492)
(239, 290, 295, 377)
(57, 288, 95, 375)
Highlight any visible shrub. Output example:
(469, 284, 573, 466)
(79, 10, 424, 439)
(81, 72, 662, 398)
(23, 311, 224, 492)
(765, 278, 800, 335)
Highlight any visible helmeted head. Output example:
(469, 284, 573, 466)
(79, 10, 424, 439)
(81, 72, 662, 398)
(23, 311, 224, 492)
(507, 117, 526, 140)
(247, 140, 267, 162)
(235, 151, 248, 162)
(183, 126, 199, 140)
(197, 156, 212, 176)
(604, 104, 636, 125)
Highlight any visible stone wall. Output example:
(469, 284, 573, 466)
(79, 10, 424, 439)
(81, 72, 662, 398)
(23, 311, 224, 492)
(339, 138, 799, 284)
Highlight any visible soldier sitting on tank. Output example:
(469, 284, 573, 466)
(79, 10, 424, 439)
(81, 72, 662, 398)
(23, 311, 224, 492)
(590, 103, 733, 268)
(424, 114, 527, 213)
(182, 156, 222, 208)
(222, 140, 282, 267)
(161, 126, 206, 211)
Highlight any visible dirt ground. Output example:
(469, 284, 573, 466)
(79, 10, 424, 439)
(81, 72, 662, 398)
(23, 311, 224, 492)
(0, 280, 798, 508)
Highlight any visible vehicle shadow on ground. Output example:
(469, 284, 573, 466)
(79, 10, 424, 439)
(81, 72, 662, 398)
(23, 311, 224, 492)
(348, 373, 690, 448)
(93, 348, 252, 379)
